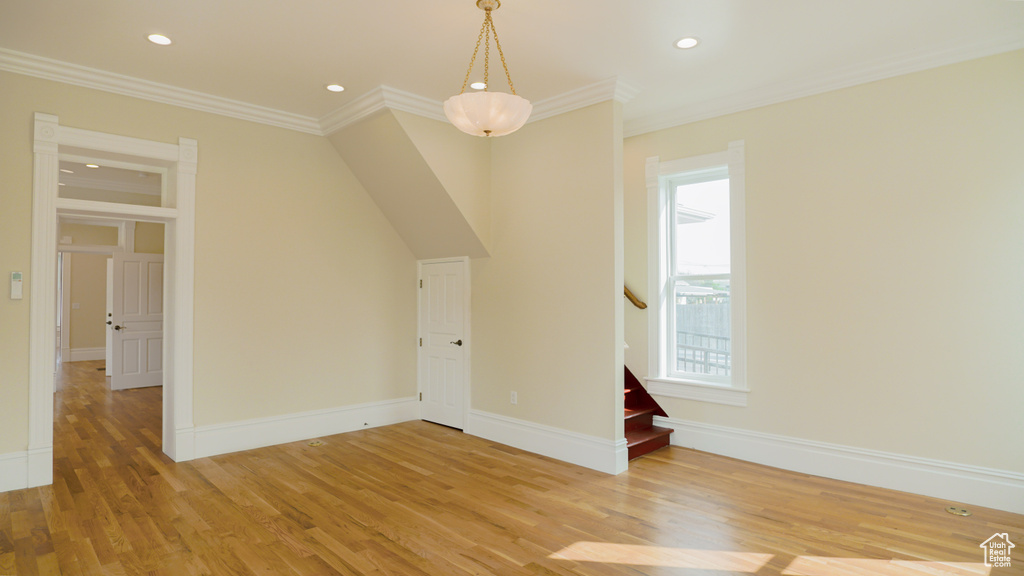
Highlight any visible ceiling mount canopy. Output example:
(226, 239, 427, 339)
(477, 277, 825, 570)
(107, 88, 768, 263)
(444, 0, 532, 137)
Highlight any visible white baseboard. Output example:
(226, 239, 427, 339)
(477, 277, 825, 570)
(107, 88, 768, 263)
(27, 446, 53, 488)
(172, 427, 196, 462)
(0, 451, 28, 492)
(466, 410, 627, 475)
(656, 416, 1024, 515)
(68, 347, 105, 362)
(0, 446, 53, 492)
(193, 397, 420, 459)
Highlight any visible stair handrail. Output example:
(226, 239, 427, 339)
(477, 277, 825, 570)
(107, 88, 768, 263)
(624, 286, 647, 310)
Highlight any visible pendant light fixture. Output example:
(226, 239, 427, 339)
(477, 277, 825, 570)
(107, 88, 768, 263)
(444, 0, 532, 137)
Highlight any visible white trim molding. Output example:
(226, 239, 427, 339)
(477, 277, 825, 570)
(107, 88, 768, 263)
(3, 47, 640, 138)
(193, 397, 420, 459)
(0, 452, 29, 492)
(623, 31, 1024, 138)
(530, 77, 640, 124)
(1, 448, 55, 492)
(320, 77, 640, 136)
(647, 377, 749, 407)
(466, 410, 628, 475)
(320, 85, 447, 136)
(646, 142, 747, 404)
(8, 39, 1024, 141)
(28, 114, 198, 492)
(0, 49, 321, 135)
(657, 416, 1024, 515)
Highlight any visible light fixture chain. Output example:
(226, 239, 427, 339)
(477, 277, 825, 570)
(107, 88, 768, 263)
(489, 13, 516, 95)
(446, 0, 531, 138)
(459, 15, 490, 94)
(483, 14, 492, 88)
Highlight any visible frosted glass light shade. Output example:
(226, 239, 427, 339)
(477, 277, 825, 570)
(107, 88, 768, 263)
(444, 91, 532, 137)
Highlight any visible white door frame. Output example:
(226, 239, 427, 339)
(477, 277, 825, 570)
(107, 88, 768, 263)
(58, 251, 70, 365)
(417, 257, 472, 429)
(27, 113, 197, 488)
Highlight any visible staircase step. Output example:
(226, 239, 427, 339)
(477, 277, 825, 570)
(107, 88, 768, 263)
(626, 425, 673, 460)
(624, 407, 655, 432)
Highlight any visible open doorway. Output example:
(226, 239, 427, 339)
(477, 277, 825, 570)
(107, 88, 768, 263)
(26, 114, 198, 489)
(57, 217, 166, 391)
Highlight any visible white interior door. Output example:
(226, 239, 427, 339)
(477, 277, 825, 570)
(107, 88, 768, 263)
(111, 252, 164, 390)
(105, 258, 113, 377)
(419, 260, 467, 429)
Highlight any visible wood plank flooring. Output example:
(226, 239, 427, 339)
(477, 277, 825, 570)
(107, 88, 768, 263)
(1, 360, 1021, 575)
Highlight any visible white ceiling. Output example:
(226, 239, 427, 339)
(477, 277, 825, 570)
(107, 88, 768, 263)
(2, 0, 1023, 135)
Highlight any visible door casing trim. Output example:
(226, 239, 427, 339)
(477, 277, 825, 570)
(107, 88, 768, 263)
(27, 113, 196, 488)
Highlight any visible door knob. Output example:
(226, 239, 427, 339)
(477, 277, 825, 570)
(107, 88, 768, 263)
(450, 339, 463, 346)
(114, 325, 123, 331)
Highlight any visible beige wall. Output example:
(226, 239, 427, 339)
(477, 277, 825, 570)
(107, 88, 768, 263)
(67, 253, 108, 350)
(134, 222, 164, 254)
(474, 101, 623, 440)
(328, 111, 488, 260)
(60, 223, 118, 246)
(60, 223, 117, 351)
(393, 111, 493, 251)
(624, 50, 1024, 472)
(0, 71, 417, 455)
(0, 74, 33, 451)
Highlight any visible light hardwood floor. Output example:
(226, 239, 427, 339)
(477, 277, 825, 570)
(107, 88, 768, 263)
(1, 360, 1020, 575)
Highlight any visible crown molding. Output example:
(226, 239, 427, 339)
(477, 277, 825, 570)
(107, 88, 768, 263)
(0, 48, 323, 135)
(321, 78, 639, 135)
(7, 33, 1019, 143)
(624, 32, 1024, 138)
(530, 77, 641, 123)
(319, 85, 446, 136)
(381, 86, 448, 123)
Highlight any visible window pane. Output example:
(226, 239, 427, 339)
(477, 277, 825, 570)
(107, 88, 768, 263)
(673, 178, 730, 276)
(674, 279, 731, 376)
(59, 160, 162, 207)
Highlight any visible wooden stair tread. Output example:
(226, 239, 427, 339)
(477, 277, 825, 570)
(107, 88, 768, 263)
(624, 366, 672, 460)
(625, 425, 673, 447)
(624, 407, 656, 419)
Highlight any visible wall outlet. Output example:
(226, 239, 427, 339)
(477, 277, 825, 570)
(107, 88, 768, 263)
(510, 391, 517, 405)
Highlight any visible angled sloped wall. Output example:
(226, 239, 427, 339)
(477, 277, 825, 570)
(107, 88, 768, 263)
(391, 111, 492, 252)
(327, 110, 489, 260)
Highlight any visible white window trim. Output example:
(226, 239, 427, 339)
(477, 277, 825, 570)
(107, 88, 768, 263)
(645, 141, 748, 407)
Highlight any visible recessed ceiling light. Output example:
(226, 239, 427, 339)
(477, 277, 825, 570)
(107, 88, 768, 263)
(470, 82, 487, 90)
(58, 182, 66, 187)
(147, 34, 172, 46)
(675, 37, 700, 49)
(325, 84, 345, 93)
(85, 164, 99, 169)
(60, 168, 74, 174)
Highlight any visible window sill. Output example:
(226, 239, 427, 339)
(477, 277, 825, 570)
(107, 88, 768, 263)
(645, 377, 749, 407)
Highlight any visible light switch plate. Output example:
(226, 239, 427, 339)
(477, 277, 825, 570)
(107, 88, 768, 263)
(10, 271, 23, 300)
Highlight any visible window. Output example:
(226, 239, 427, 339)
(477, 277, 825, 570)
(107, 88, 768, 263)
(646, 141, 747, 406)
